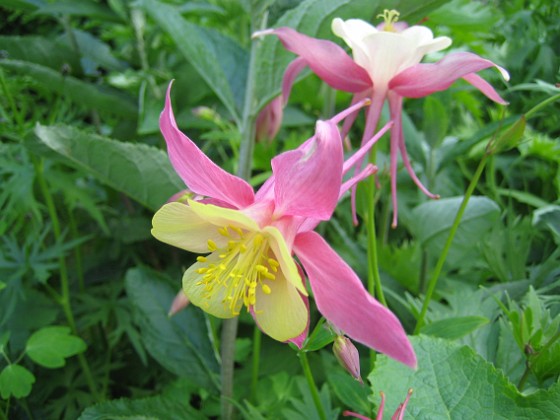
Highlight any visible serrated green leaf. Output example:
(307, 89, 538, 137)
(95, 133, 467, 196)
(125, 267, 220, 391)
(78, 394, 206, 420)
(26, 326, 86, 368)
(421, 316, 489, 340)
(0, 364, 36, 399)
(138, 0, 248, 123)
(33, 124, 184, 211)
(0, 60, 136, 118)
(409, 196, 500, 267)
(369, 335, 560, 418)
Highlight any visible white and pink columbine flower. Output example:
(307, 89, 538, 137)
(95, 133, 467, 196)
(151, 82, 416, 367)
(256, 10, 510, 226)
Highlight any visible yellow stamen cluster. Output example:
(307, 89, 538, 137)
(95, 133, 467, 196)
(377, 9, 400, 32)
(195, 225, 279, 315)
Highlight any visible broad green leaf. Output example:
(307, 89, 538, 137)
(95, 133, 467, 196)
(327, 370, 370, 414)
(79, 394, 206, 420)
(0, 364, 36, 399)
(35, 0, 121, 22)
(369, 335, 560, 418)
(26, 326, 86, 368)
(0, 60, 136, 118)
(138, 0, 248, 123)
(409, 196, 500, 267)
(125, 267, 220, 390)
(423, 96, 449, 148)
(33, 124, 184, 211)
(421, 316, 489, 340)
(0, 36, 81, 74)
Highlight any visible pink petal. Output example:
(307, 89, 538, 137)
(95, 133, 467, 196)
(294, 231, 417, 368)
(260, 27, 372, 93)
(389, 52, 508, 101)
(161, 82, 255, 209)
(282, 57, 308, 105)
(463, 73, 509, 105)
(272, 120, 343, 220)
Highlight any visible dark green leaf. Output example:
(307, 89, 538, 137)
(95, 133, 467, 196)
(421, 316, 489, 340)
(26, 326, 87, 368)
(0, 364, 36, 399)
(327, 370, 370, 414)
(138, 0, 248, 123)
(0, 60, 136, 118)
(79, 394, 206, 420)
(125, 267, 220, 390)
(33, 124, 184, 211)
(379, 0, 450, 24)
(35, 0, 121, 22)
(369, 335, 560, 418)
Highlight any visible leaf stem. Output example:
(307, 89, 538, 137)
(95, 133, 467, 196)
(299, 351, 326, 420)
(414, 152, 489, 334)
(525, 93, 560, 120)
(34, 158, 102, 401)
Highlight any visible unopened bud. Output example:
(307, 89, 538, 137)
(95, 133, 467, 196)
(333, 336, 362, 383)
(168, 290, 190, 317)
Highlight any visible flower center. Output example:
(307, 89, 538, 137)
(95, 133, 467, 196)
(377, 9, 400, 32)
(194, 225, 279, 316)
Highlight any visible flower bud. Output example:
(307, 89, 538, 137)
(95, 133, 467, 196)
(168, 290, 190, 317)
(333, 336, 362, 383)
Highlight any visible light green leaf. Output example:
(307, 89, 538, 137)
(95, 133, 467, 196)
(26, 326, 86, 368)
(0, 281, 6, 292)
(0, 60, 136, 118)
(421, 316, 489, 340)
(33, 124, 184, 211)
(409, 196, 500, 267)
(0, 364, 36, 399)
(125, 267, 220, 391)
(79, 394, 206, 420)
(423, 96, 449, 148)
(138, 0, 248, 123)
(369, 336, 560, 418)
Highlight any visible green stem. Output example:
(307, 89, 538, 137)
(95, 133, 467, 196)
(525, 93, 560, 120)
(250, 327, 262, 403)
(299, 352, 326, 420)
(68, 210, 85, 293)
(0, 67, 24, 130)
(34, 158, 102, 401)
(219, 10, 267, 420)
(414, 153, 489, 334)
(366, 175, 386, 308)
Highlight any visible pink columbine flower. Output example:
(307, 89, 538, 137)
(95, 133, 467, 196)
(344, 389, 413, 420)
(256, 10, 509, 226)
(151, 82, 416, 367)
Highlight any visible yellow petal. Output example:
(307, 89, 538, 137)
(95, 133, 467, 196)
(254, 272, 308, 342)
(187, 199, 259, 232)
(264, 226, 307, 296)
(182, 258, 237, 319)
(151, 202, 227, 253)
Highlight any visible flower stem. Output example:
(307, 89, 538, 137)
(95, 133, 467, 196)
(299, 351, 326, 420)
(414, 153, 489, 334)
(34, 158, 102, 401)
(220, 318, 239, 420)
(250, 326, 262, 403)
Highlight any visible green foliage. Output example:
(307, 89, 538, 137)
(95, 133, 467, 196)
(26, 326, 86, 369)
(0, 365, 36, 399)
(369, 335, 560, 418)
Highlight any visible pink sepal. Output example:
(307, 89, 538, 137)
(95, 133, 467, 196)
(294, 231, 417, 368)
(269, 27, 372, 93)
(282, 57, 308, 105)
(272, 120, 343, 220)
(463, 73, 509, 105)
(160, 82, 255, 209)
(390, 52, 508, 100)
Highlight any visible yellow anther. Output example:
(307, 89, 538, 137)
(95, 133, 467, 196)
(239, 244, 247, 253)
(197, 256, 207, 263)
(207, 239, 218, 251)
(218, 263, 226, 271)
(196, 267, 208, 274)
(231, 226, 244, 237)
(218, 226, 230, 236)
(377, 9, 400, 32)
(256, 265, 268, 273)
(264, 272, 276, 280)
(262, 284, 271, 294)
(253, 234, 263, 246)
(249, 295, 256, 305)
(268, 258, 280, 268)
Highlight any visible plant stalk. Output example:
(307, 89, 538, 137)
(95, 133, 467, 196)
(299, 351, 327, 420)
